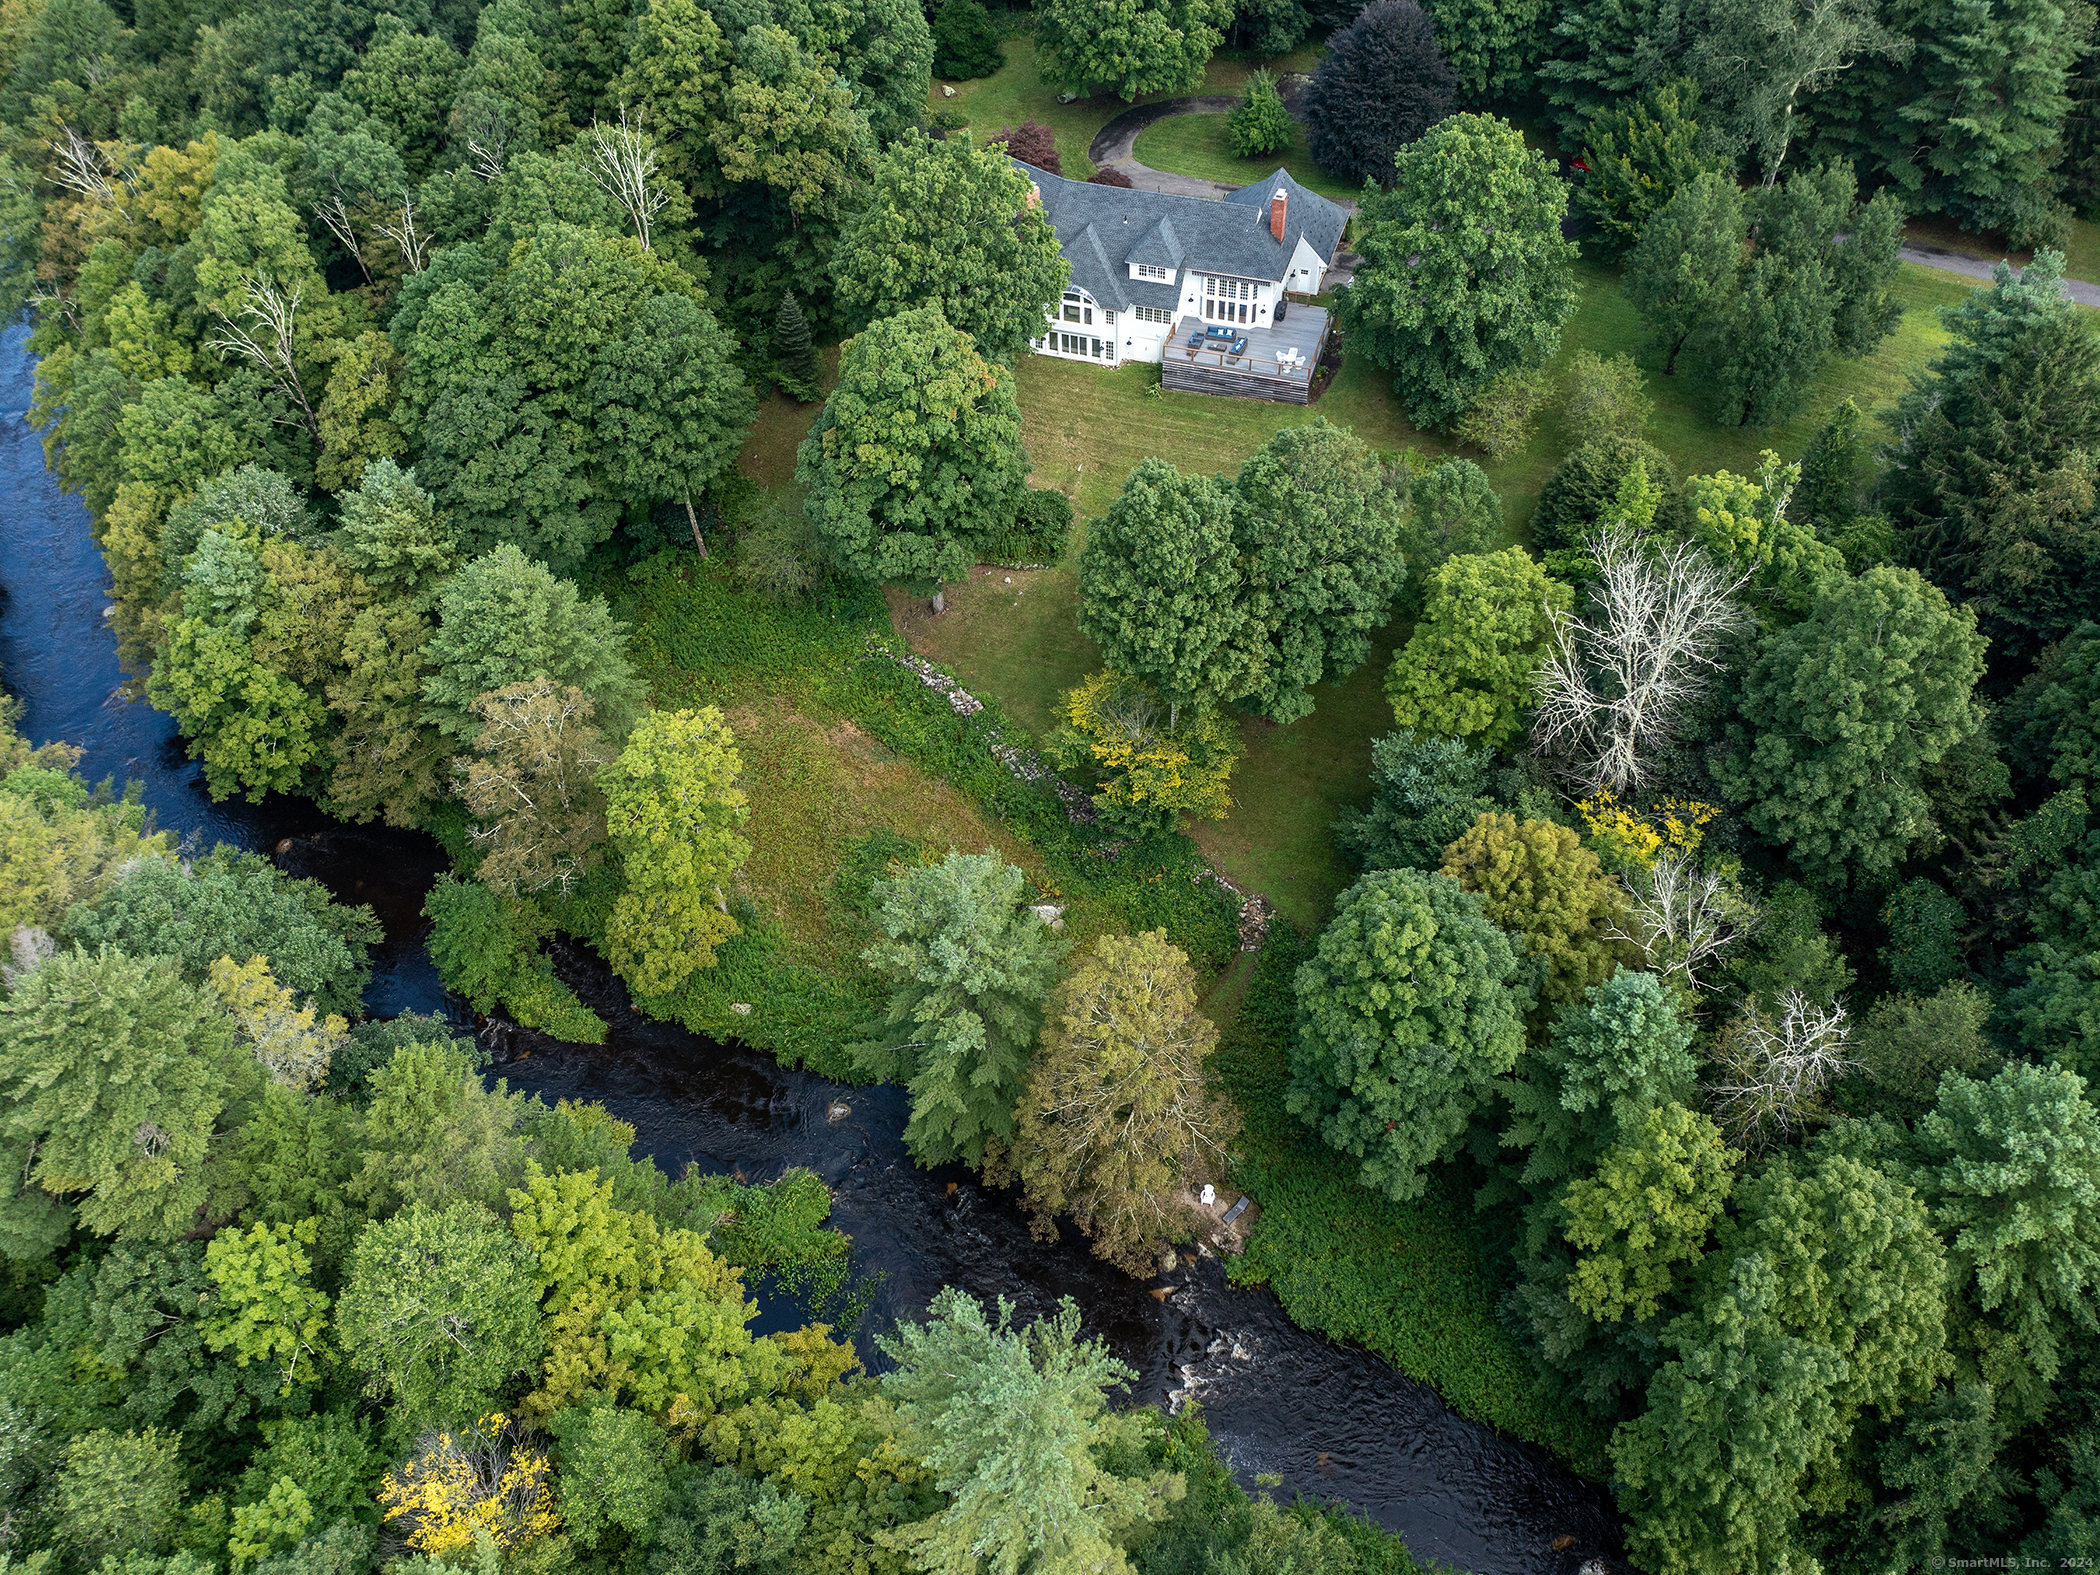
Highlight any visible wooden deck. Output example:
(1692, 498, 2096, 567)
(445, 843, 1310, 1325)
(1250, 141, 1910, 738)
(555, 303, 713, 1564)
(1160, 306, 1331, 404)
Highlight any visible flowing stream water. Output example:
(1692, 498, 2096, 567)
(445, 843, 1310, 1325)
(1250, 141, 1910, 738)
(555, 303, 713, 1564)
(0, 325, 1626, 1575)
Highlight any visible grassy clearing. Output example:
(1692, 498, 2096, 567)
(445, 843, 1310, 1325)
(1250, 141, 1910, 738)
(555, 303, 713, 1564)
(890, 257, 1976, 921)
(1132, 111, 1365, 203)
(936, 34, 1324, 180)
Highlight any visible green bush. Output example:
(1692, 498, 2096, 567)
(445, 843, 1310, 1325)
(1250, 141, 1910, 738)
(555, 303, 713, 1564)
(1228, 70, 1294, 159)
(1531, 433, 1684, 552)
(931, 0, 1003, 80)
(424, 876, 609, 1044)
(987, 486, 1075, 564)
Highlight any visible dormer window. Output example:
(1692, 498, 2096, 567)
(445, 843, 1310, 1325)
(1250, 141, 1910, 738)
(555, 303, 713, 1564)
(1136, 264, 1171, 281)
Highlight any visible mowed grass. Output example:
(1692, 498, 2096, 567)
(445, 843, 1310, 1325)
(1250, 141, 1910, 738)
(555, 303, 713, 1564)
(1132, 111, 1365, 203)
(896, 257, 1979, 929)
(1903, 213, 2100, 287)
(936, 33, 1324, 180)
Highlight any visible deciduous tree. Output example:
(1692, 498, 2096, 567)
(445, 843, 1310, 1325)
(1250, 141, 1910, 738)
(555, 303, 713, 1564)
(1717, 566, 1987, 889)
(1079, 458, 1255, 718)
(1623, 172, 1746, 376)
(1339, 114, 1577, 427)
(598, 707, 750, 997)
(459, 680, 611, 899)
(1563, 1101, 1737, 1323)
(336, 1202, 546, 1426)
(796, 306, 1028, 592)
(834, 130, 1069, 365)
(1008, 930, 1239, 1273)
(1035, 0, 1230, 99)
(1385, 547, 1571, 748)
(423, 545, 643, 744)
(1234, 418, 1410, 722)
(1440, 810, 1626, 1006)
(1286, 867, 1529, 1201)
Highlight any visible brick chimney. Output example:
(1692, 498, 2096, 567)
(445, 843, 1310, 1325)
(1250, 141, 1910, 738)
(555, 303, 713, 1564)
(1269, 187, 1288, 241)
(1028, 182, 1042, 210)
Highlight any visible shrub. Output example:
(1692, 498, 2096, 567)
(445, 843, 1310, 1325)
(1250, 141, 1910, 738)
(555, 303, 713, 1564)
(1560, 350, 1652, 443)
(1228, 70, 1295, 160)
(932, 0, 1005, 80)
(990, 486, 1074, 563)
(1046, 671, 1244, 835)
(1452, 366, 1552, 460)
(734, 494, 830, 605)
(423, 876, 608, 1045)
(1532, 434, 1682, 552)
(990, 120, 1061, 175)
(1087, 165, 1135, 188)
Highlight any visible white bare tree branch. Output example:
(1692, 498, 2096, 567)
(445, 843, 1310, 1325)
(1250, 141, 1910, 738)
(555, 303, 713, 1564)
(1532, 523, 1754, 797)
(48, 125, 127, 220)
(1606, 851, 1758, 992)
(583, 106, 672, 251)
(467, 137, 506, 183)
(1708, 988, 1858, 1150)
(373, 191, 432, 273)
(207, 275, 321, 443)
(313, 190, 371, 283)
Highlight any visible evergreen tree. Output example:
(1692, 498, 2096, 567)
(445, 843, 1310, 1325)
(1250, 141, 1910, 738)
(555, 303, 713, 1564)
(1333, 729, 1497, 872)
(1303, 1, 1457, 187)
(854, 852, 1068, 1169)
(0, 946, 250, 1247)
(772, 291, 822, 402)
(930, 0, 1004, 80)
(877, 1290, 1180, 1574)
(1227, 69, 1294, 160)
(1008, 930, 1239, 1273)
(1882, 253, 2100, 665)
(1577, 78, 1723, 251)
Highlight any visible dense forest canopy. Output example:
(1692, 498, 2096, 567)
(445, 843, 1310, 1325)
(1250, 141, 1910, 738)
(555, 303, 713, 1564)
(3, 0, 2100, 1568)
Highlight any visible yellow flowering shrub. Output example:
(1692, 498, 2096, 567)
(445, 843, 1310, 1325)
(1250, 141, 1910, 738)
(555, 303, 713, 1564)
(1044, 670, 1241, 834)
(379, 1414, 559, 1558)
(1578, 791, 1720, 872)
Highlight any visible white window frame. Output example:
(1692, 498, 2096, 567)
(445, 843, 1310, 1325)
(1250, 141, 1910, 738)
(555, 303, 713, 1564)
(1135, 263, 1172, 282)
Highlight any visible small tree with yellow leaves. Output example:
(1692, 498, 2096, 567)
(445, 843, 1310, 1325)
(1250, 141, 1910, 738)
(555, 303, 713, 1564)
(1045, 671, 1241, 836)
(379, 1413, 558, 1559)
(207, 953, 349, 1091)
(598, 707, 750, 997)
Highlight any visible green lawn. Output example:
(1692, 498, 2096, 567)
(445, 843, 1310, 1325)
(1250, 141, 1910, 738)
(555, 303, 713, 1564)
(1131, 111, 1366, 204)
(1904, 213, 2100, 285)
(898, 258, 1978, 929)
(936, 33, 1324, 181)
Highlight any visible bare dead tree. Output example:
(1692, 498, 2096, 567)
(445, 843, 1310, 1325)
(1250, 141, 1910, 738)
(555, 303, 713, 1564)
(1532, 523, 1754, 797)
(48, 125, 127, 221)
(1708, 989, 1858, 1150)
(467, 137, 506, 182)
(206, 275, 321, 444)
(1606, 851, 1758, 992)
(314, 188, 372, 283)
(583, 105, 673, 250)
(373, 191, 432, 273)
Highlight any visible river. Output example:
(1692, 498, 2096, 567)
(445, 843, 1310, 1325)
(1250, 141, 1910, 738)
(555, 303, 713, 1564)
(0, 325, 1626, 1575)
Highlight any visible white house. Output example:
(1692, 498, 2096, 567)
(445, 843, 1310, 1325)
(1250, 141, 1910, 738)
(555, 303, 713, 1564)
(1013, 161, 1349, 371)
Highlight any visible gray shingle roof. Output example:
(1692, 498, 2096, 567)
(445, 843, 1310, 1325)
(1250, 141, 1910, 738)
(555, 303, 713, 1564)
(1016, 161, 1347, 312)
